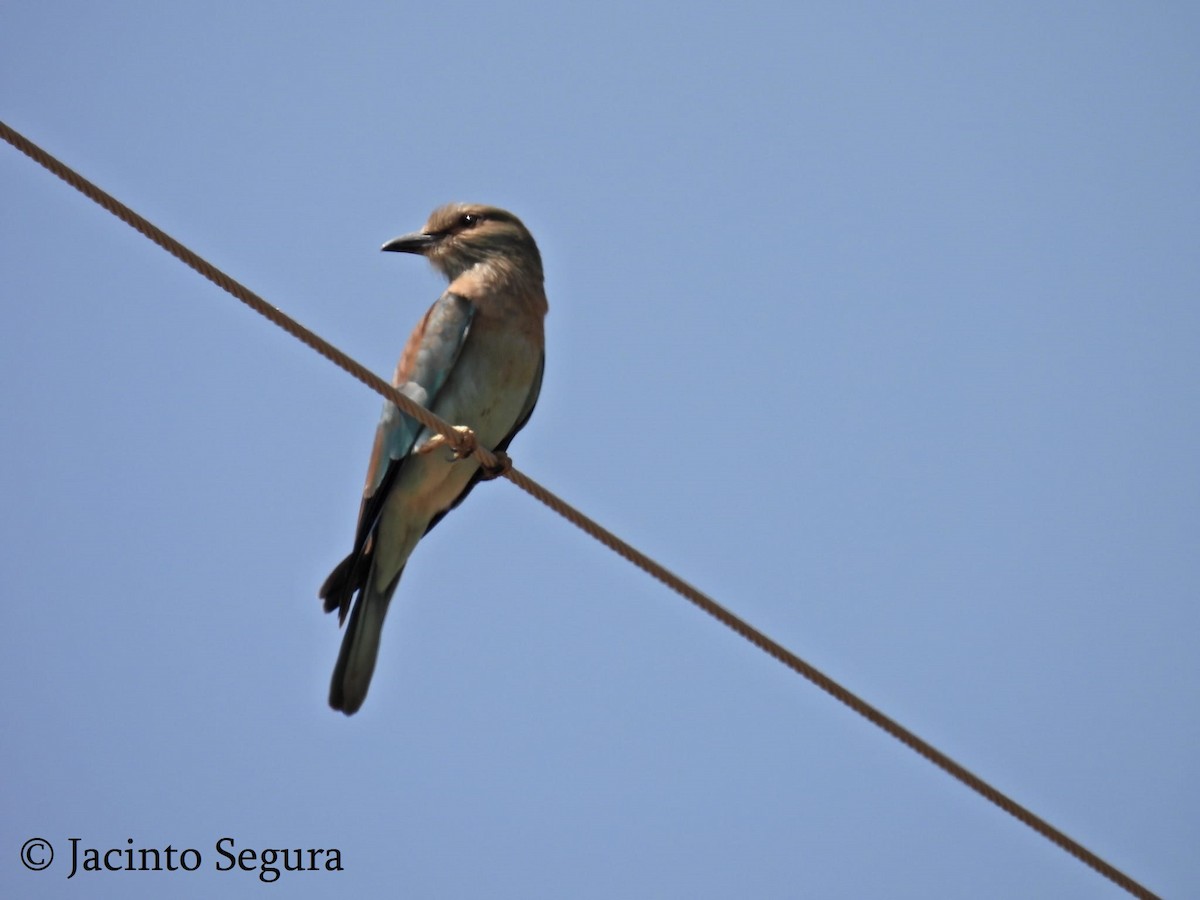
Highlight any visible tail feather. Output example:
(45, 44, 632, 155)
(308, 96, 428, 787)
(320, 549, 371, 622)
(328, 566, 403, 715)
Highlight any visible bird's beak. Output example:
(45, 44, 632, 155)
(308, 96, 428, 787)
(381, 231, 439, 254)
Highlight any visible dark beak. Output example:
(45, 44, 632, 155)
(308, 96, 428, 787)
(381, 231, 439, 254)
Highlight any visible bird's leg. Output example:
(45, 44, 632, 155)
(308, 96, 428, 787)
(418, 425, 477, 461)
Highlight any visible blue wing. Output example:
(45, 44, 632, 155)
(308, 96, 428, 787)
(367, 291, 475, 493)
(320, 291, 474, 618)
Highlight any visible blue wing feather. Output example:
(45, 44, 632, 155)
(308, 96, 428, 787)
(367, 291, 475, 494)
(320, 291, 474, 616)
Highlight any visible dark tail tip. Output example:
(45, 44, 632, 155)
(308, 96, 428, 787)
(327, 593, 370, 715)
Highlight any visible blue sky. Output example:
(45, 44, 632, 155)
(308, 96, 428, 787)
(2, 3, 1197, 898)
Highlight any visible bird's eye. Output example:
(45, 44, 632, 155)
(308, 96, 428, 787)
(459, 213, 480, 229)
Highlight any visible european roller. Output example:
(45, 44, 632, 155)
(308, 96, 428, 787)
(321, 203, 547, 715)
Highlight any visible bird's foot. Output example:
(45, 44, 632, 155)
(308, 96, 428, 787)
(418, 426, 510, 477)
(418, 425, 477, 460)
(476, 450, 511, 481)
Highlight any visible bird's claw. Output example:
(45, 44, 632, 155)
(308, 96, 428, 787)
(476, 450, 511, 481)
(417, 426, 510, 478)
(418, 425, 477, 460)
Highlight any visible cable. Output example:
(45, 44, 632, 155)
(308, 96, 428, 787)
(0, 119, 1161, 900)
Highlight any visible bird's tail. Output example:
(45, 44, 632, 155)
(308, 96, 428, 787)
(328, 566, 403, 715)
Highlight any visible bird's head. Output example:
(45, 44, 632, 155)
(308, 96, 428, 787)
(381, 203, 542, 283)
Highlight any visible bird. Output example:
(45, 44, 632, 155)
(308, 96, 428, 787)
(320, 202, 548, 715)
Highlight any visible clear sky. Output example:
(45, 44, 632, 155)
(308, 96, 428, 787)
(2, 3, 1197, 898)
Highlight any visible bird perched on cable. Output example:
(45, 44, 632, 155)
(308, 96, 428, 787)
(320, 203, 547, 715)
